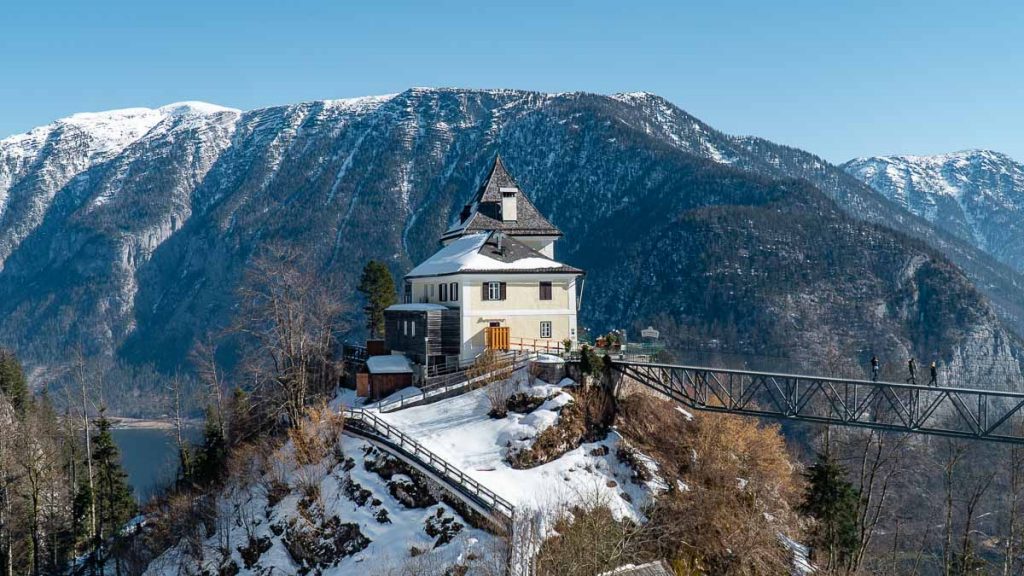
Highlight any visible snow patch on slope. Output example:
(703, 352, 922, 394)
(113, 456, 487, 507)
(374, 376, 654, 522)
(843, 149, 1024, 263)
(146, 434, 495, 575)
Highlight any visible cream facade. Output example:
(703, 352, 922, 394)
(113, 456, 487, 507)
(406, 273, 579, 360)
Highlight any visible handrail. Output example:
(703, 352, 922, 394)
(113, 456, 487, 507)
(422, 350, 521, 391)
(507, 337, 564, 355)
(342, 343, 370, 362)
(424, 349, 496, 378)
(603, 358, 1024, 445)
(615, 359, 1024, 399)
(342, 408, 515, 521)
(377, 352, 535, 413)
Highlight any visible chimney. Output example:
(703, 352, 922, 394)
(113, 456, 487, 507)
(499, 187, 518, 221)
(495, 232, 504, 254)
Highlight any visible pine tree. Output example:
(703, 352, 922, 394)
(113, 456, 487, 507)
(0, 350, 28, 415)
(192, 406, 227, 486)
(357, 260, 396, 339)
(90, 414, 136, 574)
(801, 451, 861, 572)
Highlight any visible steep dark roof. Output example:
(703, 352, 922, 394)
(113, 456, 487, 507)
(473, 232, 581, 274)
(442, 156, 563, 241)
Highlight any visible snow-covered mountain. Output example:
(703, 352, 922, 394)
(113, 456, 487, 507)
(1, 88, 1022, 413)
(843, 150, 1024, 274)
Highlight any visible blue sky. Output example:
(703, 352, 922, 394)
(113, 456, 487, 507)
(2, 0, 1022, 162)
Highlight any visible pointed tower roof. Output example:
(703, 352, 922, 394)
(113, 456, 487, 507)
(442, 155, 562, 242)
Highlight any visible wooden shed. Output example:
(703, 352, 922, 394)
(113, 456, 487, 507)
(357, 355, 414, 400)
(384, 303, 461, 367)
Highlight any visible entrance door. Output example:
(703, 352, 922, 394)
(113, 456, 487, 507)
(485, 323, 510, 351)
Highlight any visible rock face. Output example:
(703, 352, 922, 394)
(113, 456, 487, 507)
(843, 150, 1024, 274)
(0, 88, 1021, 406)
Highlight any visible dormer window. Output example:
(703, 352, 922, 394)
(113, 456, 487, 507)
(500, 187, 518, 221)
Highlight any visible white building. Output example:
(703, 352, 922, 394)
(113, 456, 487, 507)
(385, 156, 584, 367)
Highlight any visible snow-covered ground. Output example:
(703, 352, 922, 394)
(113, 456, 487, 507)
(370, 373, 656, 521)
(149, 370, 812, 574)
(146, 433, 497, 575)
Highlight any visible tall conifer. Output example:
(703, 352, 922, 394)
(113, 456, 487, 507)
(358, 260, 397, 339)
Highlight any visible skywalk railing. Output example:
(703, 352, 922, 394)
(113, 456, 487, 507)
(608, 360, 1024, 445)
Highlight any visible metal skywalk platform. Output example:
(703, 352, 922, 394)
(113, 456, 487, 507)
(607, 360, 1024, 444)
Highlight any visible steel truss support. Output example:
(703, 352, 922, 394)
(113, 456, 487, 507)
(609, 361, 1024, 445)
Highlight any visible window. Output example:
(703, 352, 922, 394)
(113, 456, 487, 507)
(439, 283, 448, 302)
(539, 281, 552, 301)
(540, 321, 552, 339)
(429, 284, 434, 298)
(450, 282, 458, 301)
(404, 283, 412, 304)
(403, 320, 408, 336)
(411, 321, 416, 337)
(486, 281, 504, 301)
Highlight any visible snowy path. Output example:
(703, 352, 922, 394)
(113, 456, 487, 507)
(371, 380, 650, 519)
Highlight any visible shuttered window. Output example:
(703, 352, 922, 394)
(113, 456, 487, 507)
(539, 281, 552, 300)
(450, 282, 458, 301)
(439, 283, 448, 302)
(484, 281, 506, 301)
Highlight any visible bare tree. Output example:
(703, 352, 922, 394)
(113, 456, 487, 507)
(168, 375, 192, 485)
(1004, 420, 1024, 576)
(234, 245, 347, 427)
(15, 404, 65, 576)
(942, 442, 967, 576)
(0, 396, 17, 576)
(191, 336, 226, 440)
(840, 428, 910, 575)
(485, 379, 517, 419)
(73, 349, 98, 553)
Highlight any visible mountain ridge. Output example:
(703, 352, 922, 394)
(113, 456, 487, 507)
(843, 149, 1024, 275)
(0, 87, 1021, 415)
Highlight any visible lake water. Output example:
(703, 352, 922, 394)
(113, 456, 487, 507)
(111, 427, 202, 500)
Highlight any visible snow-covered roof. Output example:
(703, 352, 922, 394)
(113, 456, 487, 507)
(366, 355, 413, 374)
(598, 562, 674, 576)
(406, 232, 582, 278)
(385, 303, 449, 312)
(533, 354, 566, 364)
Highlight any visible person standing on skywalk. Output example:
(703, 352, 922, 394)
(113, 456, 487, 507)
(907, 357, 917, 385)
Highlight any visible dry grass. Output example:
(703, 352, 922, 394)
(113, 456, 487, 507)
(618, 392, 803, 575)
(468, 350, 514, 388)
(289, 402, 346, 466)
